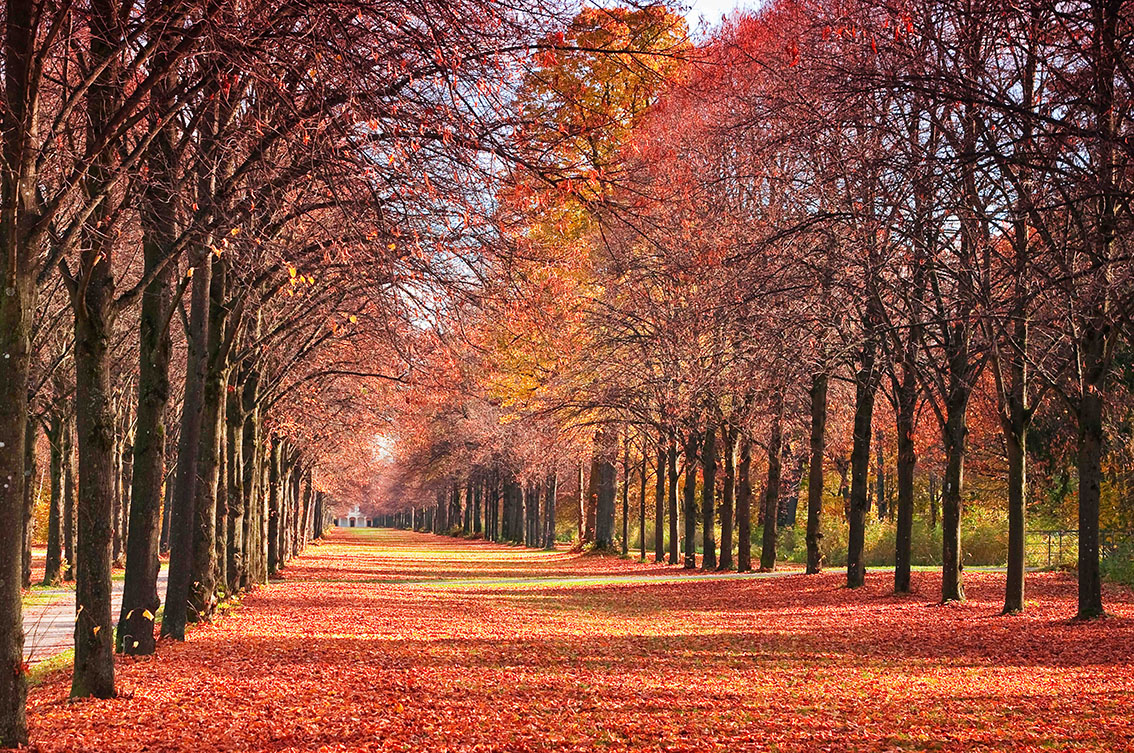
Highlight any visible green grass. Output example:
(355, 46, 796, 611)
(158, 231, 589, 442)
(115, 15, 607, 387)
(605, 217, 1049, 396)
(21, 588, 68, 610)
(27, 649, 74, 688)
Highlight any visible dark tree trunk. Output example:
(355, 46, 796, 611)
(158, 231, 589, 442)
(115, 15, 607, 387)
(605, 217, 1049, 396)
(1076, 335, 1106, 619)
(523, 481, 534, 546)
(894, 383, 917, 595)
(240, 381, 262, 588)
(513, 479, 522, 543)
(21, 414, 37, 589)
(585, 451, 600, 545)
(736, 435, 752, 573)
(63, 415, 76, 580)
(474, 472, 483, 536)
(268, 437, 282, 576)
(1003, 413, 1026, 613)
(69, 0, 127, 698)
(700, 420, 717, 570)
(0, 339, 30, 745)
(436, 487, 447, 534)
(940, 367, 972, 604)
(543, 473, 557, 549)
(111, 426, 124, 567)
(214, 411, 228, 595)
(654, 435, 665, 563)
(718, 423, 736, 571)
(667, 435, 679, 565)
(117, 163, 175, 651)
(847, 344, 877, 590)
(117, 274, 171, 653)
(44, 412, 65, 585)
(189, 259, 229, 618)
(0, 260, 33, 745)
(621, 437, 630, 556)
(118, 3, 179, 648)
(805, 371, 828, 574)
(159, 461, 172, 555)
(638, 452, 647, 561)
(0, 2, 41, 736)
(225, 375, 244, 594)
(465, 482, 473, 535)
(118, 427, 133, 567)
(681, 429, 699, 569)
(759, 407, 784, 572)
(594, 435, 617, 550)
(163, 254, 212, 639)
(928, 473, 939, 530)
(874, 428, 886, 520)
(576, 461, 584, 545)
(71, 265, 118, 700)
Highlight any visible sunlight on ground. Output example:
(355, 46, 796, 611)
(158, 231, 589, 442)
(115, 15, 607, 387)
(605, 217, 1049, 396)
(25, 528, 1134, 752)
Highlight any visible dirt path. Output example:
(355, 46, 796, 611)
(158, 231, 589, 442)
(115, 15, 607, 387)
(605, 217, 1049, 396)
(22, 528, 1134, 752)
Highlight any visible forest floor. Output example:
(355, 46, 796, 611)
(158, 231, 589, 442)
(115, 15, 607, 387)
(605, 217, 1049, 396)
(20, 528, 1134, 752)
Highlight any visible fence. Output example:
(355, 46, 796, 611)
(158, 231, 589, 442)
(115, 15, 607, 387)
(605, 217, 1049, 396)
(1026, 529, 1132, 569)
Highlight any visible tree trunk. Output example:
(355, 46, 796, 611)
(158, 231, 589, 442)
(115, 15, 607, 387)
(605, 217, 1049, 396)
(241, 368, 262, 588)
(119, 426, 134, 568)
(21, 414, 37, 589)
(874, 428, 886, 520)
(940, 370, 971, 604)
(805, 371, 827, 574)
(44, 412, 65, 586)
(71, 267, 118, 699)
(117, 236, 172, 654)
(189, 259, 229, 618)
(894, 389, 917, 594)
(111, 424, 124, 567)
(576, 461, 584, 545)
(638, 452, 647, 561)
(464, 480, 472, 535)
(847, 344, 877, 590)
(163, 254, 213, 639)
(760, 407, 784, 572)
(0, 247, 33, 748)
(0, 2, 42, 736)
(1003, 414, 1026, 613)
(654, 435, 665, 563)
(621, 437, 630, 556)
(700, 419, 717, 570)
(214, 410, 228, 595)
(682, 428, 698, 569)
(268, 438, 282, 576)
(736, 435, 752, 573)
(64, 415, 76, 580)
(543, 473, 557, 549)
(667, 435, 679, 565)
(474, 472, 483, 536)
(718, 424, 736, 571)
(1076, 333, 1106, 619)
(225, 377, 244, 594)
(594, 434, 617, 550)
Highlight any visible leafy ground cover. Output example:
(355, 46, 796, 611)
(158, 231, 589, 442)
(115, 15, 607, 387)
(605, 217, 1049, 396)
(21, 529, 1134, 752)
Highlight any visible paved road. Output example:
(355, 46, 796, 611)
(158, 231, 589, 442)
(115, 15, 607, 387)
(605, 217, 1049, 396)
(23, 569, 166, 663)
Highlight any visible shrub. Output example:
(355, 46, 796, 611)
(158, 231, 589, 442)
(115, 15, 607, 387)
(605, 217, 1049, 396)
(774, 507, 1009, 568)
(1102, 539, 1134, 589)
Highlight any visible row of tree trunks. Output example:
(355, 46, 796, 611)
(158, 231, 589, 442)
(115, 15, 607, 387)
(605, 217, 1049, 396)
(414, 469, 559, 550)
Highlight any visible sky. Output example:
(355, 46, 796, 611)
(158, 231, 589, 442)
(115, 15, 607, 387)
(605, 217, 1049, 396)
(682, 0, 756, 33)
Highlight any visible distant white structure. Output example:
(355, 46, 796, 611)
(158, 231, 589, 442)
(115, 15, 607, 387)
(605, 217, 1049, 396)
(335, 504, 376, 528)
